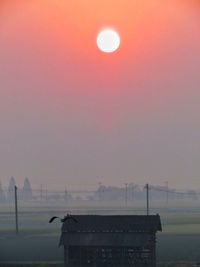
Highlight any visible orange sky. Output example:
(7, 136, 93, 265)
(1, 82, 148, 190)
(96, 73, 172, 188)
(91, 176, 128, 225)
(1, 0, 198, 95)
(1, 0, 198, 59)
(0, 1, 200, 189)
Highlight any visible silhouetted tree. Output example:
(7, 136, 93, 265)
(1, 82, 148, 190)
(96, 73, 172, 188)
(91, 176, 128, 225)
(7, 177, 16, 201)
(21, 177, 33, 200)
(0, 181, 6, 202)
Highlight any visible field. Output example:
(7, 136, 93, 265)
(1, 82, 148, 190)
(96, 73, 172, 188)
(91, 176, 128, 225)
(1, 201, 200, 265)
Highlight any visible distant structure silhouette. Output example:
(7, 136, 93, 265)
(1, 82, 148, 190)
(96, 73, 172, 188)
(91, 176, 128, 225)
(21, 177, 33, 200)
(7, 177, 16, 201)
(0, 181, 5, 202)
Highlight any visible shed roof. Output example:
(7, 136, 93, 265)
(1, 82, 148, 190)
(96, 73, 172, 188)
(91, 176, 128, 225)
(61, 215, 162, 233)
(60, 232, 153, 247)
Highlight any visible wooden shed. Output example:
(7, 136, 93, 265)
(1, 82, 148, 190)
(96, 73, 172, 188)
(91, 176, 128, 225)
(59, 215, 162, 267)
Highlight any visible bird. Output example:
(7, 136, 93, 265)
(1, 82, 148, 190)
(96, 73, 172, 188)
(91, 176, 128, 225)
(49, 216, 60, 223)
(49, 214, 78, 224)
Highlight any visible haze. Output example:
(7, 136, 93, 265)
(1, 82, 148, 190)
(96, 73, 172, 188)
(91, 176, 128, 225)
(0, 1, 200, 190)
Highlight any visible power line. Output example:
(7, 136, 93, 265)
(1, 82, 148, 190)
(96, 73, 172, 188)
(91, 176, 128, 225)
(145, 184, 149, 215)
(3, 185, 200, 197)
(149, 187, 188, 195)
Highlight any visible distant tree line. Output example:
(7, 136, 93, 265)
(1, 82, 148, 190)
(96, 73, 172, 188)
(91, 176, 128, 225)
(0, 177, 33, 202)
(0, 178, 198, 203)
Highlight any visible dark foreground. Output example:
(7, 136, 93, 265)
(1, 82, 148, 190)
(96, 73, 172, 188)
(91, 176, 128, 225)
(1, 233, 200, 262)
(0, 262, 198, 267)
(1, 233, 200, 267)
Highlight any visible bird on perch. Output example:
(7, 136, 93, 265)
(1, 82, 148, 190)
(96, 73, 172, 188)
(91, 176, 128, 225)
(49, 214, 78, 223)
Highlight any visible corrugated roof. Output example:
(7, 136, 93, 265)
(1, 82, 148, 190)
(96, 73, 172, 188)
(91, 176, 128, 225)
(61, 215, 162, 233)
(60, 232, 153, 247)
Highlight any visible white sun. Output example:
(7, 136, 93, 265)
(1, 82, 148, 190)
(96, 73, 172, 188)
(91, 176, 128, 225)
(97, 29, 121, 53)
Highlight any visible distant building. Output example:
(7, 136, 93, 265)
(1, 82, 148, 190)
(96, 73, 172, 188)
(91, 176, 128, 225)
(7, 177, 16, 201)
(60, 214, 162, 267)
(21, 177, 33, 200)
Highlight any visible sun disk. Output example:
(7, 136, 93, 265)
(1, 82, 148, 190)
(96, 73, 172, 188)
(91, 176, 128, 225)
(97, 29, 121, 53)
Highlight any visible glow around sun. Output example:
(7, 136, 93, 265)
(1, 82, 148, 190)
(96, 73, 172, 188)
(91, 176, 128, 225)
(97, 29, 121, 53)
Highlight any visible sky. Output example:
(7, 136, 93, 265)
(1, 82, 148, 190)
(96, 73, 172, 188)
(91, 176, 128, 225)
(0, 0, 200, 190)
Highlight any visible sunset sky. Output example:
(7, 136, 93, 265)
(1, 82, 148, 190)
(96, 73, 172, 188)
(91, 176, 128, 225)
(0, 0, 200, 190)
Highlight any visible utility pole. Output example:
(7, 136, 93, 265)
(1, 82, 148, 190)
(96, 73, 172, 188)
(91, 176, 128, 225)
(145, 184, 149, 215)
(14, 186, 19, 234)
(165, 181, 168, 204)
(64, 186, 68, 202)
(131, 184, 137, 202)
(40, 184, 43, 201)
(131, 184, 134, 201)
(45, 187, 48, 202)
(125, 183, 128, 207)
(98, 182, 102, 202)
